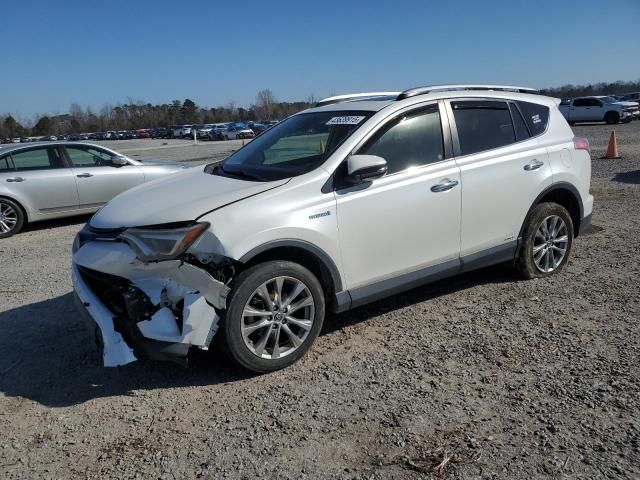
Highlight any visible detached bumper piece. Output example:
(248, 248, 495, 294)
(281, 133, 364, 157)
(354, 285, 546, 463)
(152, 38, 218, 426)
(72, 241, 230, 367)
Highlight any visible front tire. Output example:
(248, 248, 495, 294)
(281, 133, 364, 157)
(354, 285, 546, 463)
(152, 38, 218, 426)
(516, 202, 574, 279)
(0, 198, 24, 238)
(220, 261, 325, 372)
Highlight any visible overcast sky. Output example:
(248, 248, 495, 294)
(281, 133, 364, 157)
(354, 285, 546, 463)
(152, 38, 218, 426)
(1, 0, 639, 120)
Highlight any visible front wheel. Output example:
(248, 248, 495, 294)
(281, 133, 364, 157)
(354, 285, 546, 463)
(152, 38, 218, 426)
(516, 202, 574, 279)
(220, 261, 325, 372)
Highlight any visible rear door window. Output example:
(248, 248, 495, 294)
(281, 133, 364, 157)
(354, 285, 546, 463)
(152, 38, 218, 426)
(452, 101, 515, 156)
(10, 147, 64, 171)
(517, 101, 550, 136)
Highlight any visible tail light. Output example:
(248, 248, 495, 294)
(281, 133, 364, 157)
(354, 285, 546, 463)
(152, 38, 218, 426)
(573, 137, 590, 153)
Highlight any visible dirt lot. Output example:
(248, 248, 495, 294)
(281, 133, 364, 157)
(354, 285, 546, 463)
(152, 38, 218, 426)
(0, 123, 639, 479)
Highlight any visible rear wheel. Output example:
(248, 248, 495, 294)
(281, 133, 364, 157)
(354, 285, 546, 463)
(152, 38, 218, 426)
(604, 112, 620, 124)
(516, 202, 573, 279)
(0, 198, 24, 238)
(220, 261, 325, 372)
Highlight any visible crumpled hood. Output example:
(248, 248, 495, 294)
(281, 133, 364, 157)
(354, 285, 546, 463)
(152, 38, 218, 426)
(90, 167, 288, 229)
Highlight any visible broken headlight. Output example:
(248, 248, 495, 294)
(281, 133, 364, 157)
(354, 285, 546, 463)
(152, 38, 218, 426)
(119, 222, 209, 262)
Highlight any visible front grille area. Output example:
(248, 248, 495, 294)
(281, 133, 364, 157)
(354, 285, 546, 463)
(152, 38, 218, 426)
(78, 266, 156, 345)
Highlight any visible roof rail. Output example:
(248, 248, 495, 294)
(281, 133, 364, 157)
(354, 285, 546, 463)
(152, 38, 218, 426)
(396, 84, 539, 100)
(316, 92, 400, 107)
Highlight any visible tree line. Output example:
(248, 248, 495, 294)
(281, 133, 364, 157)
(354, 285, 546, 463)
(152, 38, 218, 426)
(539, 80, 640, 99)
(2, 81, 639, 139)
(0, 89, 315, 138)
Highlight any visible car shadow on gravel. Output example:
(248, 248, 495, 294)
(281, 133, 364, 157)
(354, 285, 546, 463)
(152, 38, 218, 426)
(613, 169, 640, 184)
(323, 263, 520, 334)
(0, 264, 520, 408)
(0, 292, 252, 408)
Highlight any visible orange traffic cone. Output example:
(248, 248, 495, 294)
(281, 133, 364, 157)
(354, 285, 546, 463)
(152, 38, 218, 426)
(602, 130, 621, 159)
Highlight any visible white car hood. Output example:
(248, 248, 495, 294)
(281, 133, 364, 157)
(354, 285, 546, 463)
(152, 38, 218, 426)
(90, 166, 288, 229)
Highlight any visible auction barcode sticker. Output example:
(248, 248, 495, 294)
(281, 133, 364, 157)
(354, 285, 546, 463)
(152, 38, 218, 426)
(326, 116, 366, 125)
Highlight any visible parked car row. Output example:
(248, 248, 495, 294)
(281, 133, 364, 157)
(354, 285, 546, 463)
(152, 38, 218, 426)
(559, 94, 639, 124)
(0, 121, 280, 145)
(170, 121, 278, 140)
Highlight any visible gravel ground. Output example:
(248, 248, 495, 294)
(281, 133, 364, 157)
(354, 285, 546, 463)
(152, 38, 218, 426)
(0, 122, 639, 479)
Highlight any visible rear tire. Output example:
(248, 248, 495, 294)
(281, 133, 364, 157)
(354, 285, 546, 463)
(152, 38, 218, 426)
(219, 261, 325, 373)
(516, 202, 574, 279)
(604, 112, 620, 125)
(0, 198, 25, 238)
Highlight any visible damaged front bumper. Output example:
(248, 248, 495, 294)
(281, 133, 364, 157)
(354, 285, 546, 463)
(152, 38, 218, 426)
(72, 241, 230, 367)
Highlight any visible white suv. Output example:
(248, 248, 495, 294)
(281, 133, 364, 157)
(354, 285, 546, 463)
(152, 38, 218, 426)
(72, 85, 593, 372)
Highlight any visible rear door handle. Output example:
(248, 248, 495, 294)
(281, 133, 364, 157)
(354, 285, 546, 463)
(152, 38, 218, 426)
(524, 159, 544, 171)
(6, 177, 25, 183)
(76, 173, 93, 178)
(430, 179, 459, 192)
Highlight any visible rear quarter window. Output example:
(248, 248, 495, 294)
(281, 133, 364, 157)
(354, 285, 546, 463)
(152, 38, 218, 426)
(517, 101, 549, 136)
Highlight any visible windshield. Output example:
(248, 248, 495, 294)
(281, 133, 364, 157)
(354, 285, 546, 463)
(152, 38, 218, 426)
(211, 110, 373, 181)
(600, 97, 617, 104)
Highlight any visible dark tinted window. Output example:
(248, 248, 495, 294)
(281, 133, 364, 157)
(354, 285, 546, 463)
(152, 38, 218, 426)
(573, 98, 589, 107)
(0, 156, 12, 172)
(509, 103, 530, 141)
(452, 101, 515, 155)
(11, 148, 64, 171)
(359, 105, 444, 174)
(517, 101, 550, 136)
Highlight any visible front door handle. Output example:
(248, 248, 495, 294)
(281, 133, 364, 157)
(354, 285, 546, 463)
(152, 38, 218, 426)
(76, 173, 94, 178)
(524, 159, 544, 171)
(430, 179, 459, 193)
(6, 177, 25, 182)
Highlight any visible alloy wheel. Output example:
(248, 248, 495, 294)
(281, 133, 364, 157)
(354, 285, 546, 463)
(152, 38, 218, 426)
(533, 215, 569, 273)
(241, 276, 315, 360)
(0, 202, 18, 234)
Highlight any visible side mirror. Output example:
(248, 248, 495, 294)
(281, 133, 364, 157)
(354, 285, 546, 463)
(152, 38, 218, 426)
(346, 154, 387, 184)
(112, 156, 128, 167)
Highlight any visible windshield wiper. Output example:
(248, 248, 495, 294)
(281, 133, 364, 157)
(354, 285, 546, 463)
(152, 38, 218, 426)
(219, 164, 266, 182)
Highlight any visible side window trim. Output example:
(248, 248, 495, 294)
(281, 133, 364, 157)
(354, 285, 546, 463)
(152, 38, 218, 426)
(1, 154, 16, 172)
(56, 145, 73, 168)
(446, 98, 539, 158)
(508, 101, 532, 139)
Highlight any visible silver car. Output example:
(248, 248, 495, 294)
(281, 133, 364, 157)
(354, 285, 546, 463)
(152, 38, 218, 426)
(0, 142, 191, 238)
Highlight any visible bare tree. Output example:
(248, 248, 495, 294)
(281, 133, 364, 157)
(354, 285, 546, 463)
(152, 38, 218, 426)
(254, 89, 276, 120)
